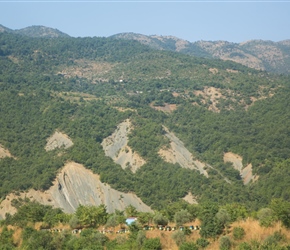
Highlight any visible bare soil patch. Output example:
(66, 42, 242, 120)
(150, 103, 177, 113)
(0, 144, 14, 159)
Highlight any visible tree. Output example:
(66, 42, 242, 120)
(232, 226, 245, 240)
(257, 208, 276, 227)
(171, 231, 186, 246)
(0, 226, 15, 249)
(138, 212, 154, 226)
(153, 212, 168, 226)
(75, 204, 108, 227)
(196, 238, 210, 249)
(219, 236, 231, 250)
(136, 230, 146, 248)
(174, 209, 192, 227)
(198, 202, 223, 238)
(125, 205, 138, 217)
(216, 208, 231, 228)
(106, 214, 119, 231)
(179, 242, 199, 250)
(270, 198, 290, 228)
(142, 238, 162, 250)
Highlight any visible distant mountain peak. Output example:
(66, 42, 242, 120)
(14, 25, 70, 38)
(0, 24, 70, 38)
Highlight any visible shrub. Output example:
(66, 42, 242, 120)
(233, 226, 245, 240)
(219, 236, 232, 250)
(238, 242, 251, 250)
(179, 241, 199, 250)
(142, 238, 162, 250)
(263, 231, 285, 247)
(171, 231, 186, 246)
(257, 208, 276, 227)
(196, 237, 210, 248)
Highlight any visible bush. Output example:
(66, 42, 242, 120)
(172, 231, 186, 246)
(263, 231, 285, 247)
(233, 226, 245, 240)
(142, 238, 162, 250)
(196, 237, 210, 248)
(219, 236, 232, 250)
(179, 241, 199, 250)
(257, 208, 276, 227)
(238, 242, 251, 250)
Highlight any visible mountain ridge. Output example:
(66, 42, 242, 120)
(1, 24, 290, 74)
(111, 32, 290, 75)
(0, 24, 70, 38)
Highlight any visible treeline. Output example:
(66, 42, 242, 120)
(1, 198, 290, 249)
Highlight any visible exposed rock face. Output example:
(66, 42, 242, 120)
(101, 119, 146, 173)
(45, 131, 73, 151)
(0, 162, 152, 218)
(159, 126, 208, 177)
(224, 152, 258, 185)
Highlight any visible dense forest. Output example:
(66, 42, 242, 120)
(0, 30, 290, 215)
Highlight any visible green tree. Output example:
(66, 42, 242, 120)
(196, 238, 210, 249)
(174, 209, 192, 227)
(219, 236, 231, 250)
(138, 212, 154, 226)
(257, 208, 276, 227)
(75, 204, 108, 227)
(232, 226, 245, 240)
(0, 226, 16, 249)
(216, 208, 231, 228)
(179, 241, 199, 250)
(106, 214, 119, 231)
(125, 205, 138, 217)
(199, 202, 223, 238)
(142, 238, 162, 250)
(171, 231, 186, 246)
(153, 212, 168, 226)
(270, 198, 290, 228)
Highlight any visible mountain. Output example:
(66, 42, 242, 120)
(111, 33, 290, 75)
(0, 24, 12, 33)
(0, 24, 70, 38)
(0, 30, 290, 217)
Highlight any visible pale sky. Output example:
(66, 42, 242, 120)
(1, 1, 289, 43)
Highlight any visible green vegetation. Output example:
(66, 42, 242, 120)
(1, 200, 290, 249)
(0, 31, 290, 226)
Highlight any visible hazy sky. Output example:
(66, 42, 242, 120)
(1, 1, 289, 43)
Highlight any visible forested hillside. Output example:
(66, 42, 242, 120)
(111, 32, 290, 75)
(0, 30, 290, 215)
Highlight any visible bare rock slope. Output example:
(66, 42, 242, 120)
(224, 152, 258, 185)
(101, 119, 146, 173)
(0, 162, 152, 218)
(159, 126, 208, 177)
(45, 131, 73, 151)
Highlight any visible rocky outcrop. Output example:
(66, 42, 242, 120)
(101, 119, 146, 173)
(159, 126, 208, 177)
(45, 131, 73, 151)
(224, 152, 258, 185)
(0, 162, 152, 218)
